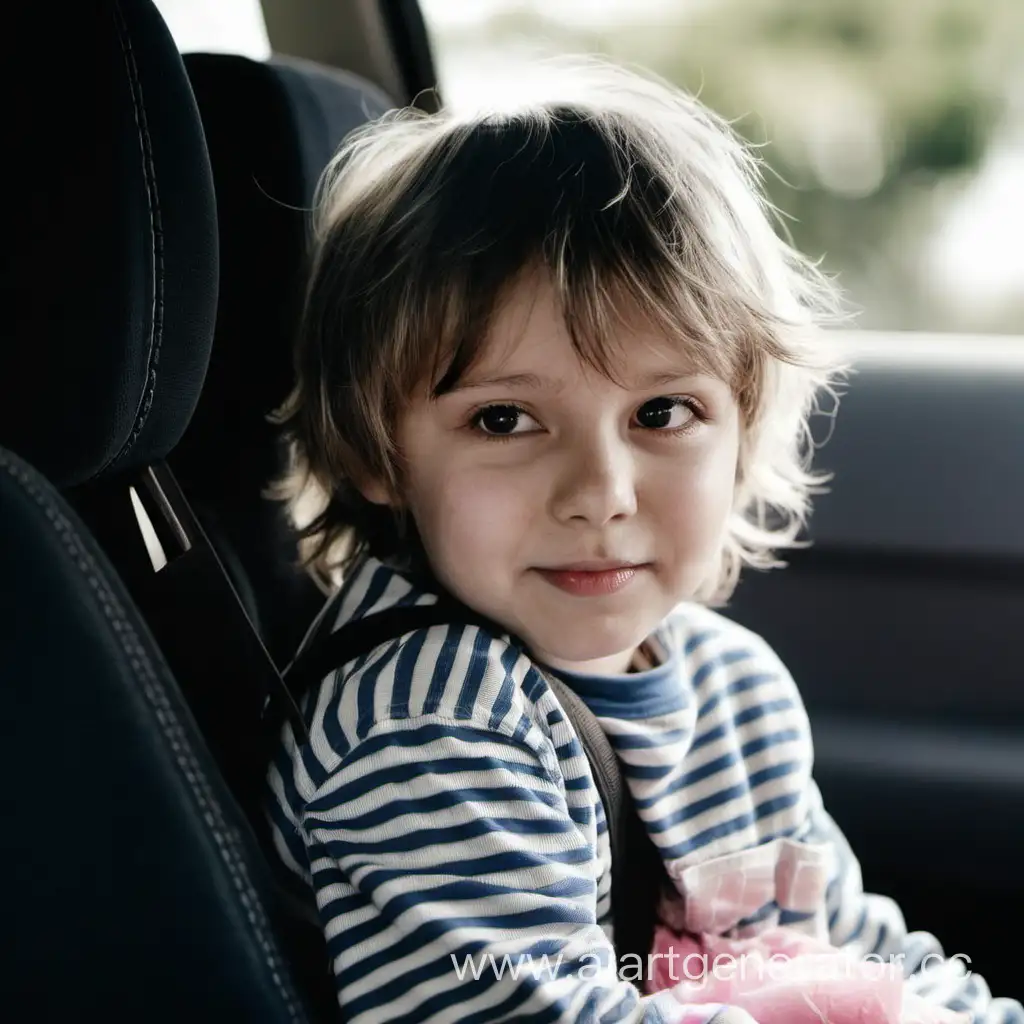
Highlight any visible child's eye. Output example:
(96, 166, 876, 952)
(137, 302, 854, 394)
(633, 396, 701, 432)
(470, 404, 541, 437)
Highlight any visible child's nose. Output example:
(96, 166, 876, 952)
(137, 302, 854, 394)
(549, 434, 638, 526)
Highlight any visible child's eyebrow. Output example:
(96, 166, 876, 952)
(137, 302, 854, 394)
(448, 368, 704, 394)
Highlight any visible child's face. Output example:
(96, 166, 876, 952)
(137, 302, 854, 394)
(369, 274, 740, 675)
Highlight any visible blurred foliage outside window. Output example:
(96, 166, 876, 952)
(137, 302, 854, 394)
(420, 0, 1024, 335)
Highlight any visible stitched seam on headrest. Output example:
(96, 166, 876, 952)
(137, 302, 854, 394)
(0, 451, 304, 1021)
(106, 1, 165, 476)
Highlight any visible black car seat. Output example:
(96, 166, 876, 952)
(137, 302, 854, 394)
(0, 444, 314, 1020)
(1, 2, 337, 1013)
(174, 53, 393, 669)
(1, 0, 298, 829)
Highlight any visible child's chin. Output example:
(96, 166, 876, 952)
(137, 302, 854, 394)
(528, 629, 645, 671)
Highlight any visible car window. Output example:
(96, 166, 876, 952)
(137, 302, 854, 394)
(420, 0, 1024, 337)
(152, 0, 270, 58)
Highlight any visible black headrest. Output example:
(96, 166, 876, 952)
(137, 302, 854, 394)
(0, 445, 307, 1020)
(175, 54, 392, 493)
(2, 1, 217, 488)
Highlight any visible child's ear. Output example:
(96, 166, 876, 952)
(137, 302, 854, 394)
(357, 477, 394, 506)
(351, 467, 399, 508)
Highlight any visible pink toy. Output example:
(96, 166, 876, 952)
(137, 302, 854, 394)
(641, 839, 969, 1024)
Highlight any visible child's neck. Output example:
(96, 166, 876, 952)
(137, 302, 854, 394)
(542, 642, 655, 677)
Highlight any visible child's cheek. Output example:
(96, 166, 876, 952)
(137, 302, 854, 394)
(430, 462, 533, 567)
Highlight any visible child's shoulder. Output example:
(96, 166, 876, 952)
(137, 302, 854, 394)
(664, 601, 794, 681)
(299, 557, 559, 764)
(664, 602, 810, 748)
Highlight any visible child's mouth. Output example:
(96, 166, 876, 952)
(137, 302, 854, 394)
(535, 563, 648, 597)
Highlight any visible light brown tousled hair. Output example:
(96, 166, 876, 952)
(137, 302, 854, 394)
(274, 56, 847, 604)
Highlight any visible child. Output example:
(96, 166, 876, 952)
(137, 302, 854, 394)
(266, 56, 1022, 1024)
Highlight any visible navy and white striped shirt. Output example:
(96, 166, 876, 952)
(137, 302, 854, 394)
(267, 555, 1022, 1023)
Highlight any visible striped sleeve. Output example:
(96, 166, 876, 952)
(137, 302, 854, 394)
(299, 713, 756, 1024)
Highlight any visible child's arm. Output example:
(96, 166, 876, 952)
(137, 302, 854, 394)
(289, 714, 755, 1024)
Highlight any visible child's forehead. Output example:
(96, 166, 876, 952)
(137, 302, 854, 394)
(469, 272, 719, 385)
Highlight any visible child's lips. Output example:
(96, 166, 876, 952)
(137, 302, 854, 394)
(534, 563, 649, 596)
